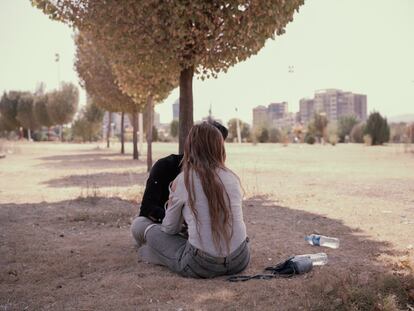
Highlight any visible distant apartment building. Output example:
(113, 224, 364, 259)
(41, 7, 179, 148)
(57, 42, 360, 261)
(252, 105, 268, 129)
(268, 102, 288, 121)
(299, 98, 314, 123)
(172, 99, 179, 121)
(300, 89, 367, 123)
(252, 102, 294, 129)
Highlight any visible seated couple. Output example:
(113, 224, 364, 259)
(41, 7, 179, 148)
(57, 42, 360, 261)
(131, 121, 250, 278)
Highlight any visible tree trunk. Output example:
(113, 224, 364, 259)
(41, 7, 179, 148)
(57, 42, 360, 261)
(47, 127, 50, 141)
(106, 112, 112, 148)
(138, 112, 143, 156)
(179, 66, 194, 154)
(27, 128, 31, 142)
(120, 112, 125, 154)
(236, 118, 242, 143)
(132, 110, 139, 160)
(146, 95, 154, 172)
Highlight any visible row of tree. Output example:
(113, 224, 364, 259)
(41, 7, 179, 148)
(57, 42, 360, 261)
(32, 0, 305, 171)
(0, 83, 79, 140)
(228, 112, 413, 146)
(303, 112, 391, 146)
(304, 112, 395, 146)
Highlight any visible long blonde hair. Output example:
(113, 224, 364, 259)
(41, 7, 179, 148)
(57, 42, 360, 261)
(183, 122, 233, 254)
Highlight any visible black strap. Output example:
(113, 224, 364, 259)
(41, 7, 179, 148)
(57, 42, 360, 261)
(227, 273, 291, 282)
(227, 257, 297, 282)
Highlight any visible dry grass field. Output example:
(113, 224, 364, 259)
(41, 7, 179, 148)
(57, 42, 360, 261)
(0, 141, 413, 310)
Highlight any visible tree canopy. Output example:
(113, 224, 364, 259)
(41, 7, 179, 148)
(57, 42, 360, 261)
(338, 115, 358, 142)
(0, 91, 22, 130)
(16, 93, 39, 131)
(34, 94, 54, 128)
(32, 0, 304, 152)
(365, 112, 390, 145)
(74, 32, 138, 114)
(47, 82, 79, 125)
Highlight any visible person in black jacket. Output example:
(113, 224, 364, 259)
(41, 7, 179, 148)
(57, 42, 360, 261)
(139, 120, 228, 222)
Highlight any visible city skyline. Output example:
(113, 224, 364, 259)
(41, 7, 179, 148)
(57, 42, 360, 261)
(0, 0, 413, 125)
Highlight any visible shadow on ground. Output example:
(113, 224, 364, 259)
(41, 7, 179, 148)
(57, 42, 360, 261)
(0, 196, 412, 310)
(37, 151, 146, 170)
(42, 172, 148, 188)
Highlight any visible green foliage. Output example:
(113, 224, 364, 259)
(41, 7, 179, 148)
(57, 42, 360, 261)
(269, 127, 282, 143)
(364, 112, 390, 145)
(17, 93, 39, 130)
(0, 91, 22, 130)
(47, 82, 79, 125)
(350, 123, 365, 143)
(34, 94, 55, 128)
(227, 118, 251, 142)
(84, 100, 105, 124)
(256, 127, 269, 143)
(31, 130, 48, 142)
(72, 117, 101, 142)
(170, 120, 179, 138)
(304, 132, 316, 144)
(338, 115, 358, 142)
(32, 0, 304, 152)
(71, 101, 104, 142)
(309, 113, 329, 140)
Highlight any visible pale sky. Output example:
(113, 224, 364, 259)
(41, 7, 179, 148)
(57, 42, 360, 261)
(1, 0, 413, 125)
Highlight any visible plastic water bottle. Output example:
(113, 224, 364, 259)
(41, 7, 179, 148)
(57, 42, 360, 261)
(295, 253, 328, 266)
(305, 234, 340, 249)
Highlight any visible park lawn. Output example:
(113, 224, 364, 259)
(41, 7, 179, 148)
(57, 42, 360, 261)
(0, 141, 413, 310)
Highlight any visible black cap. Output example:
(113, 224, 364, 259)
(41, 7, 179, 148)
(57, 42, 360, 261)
(208, 120, 228, 140)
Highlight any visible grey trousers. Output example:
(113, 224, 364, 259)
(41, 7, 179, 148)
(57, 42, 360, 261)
(131, 217, 250, 278)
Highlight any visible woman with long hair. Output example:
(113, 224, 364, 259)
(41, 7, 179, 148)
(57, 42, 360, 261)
(131, 122, 249, 278)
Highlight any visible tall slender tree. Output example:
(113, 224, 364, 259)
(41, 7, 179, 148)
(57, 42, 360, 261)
(16, 93, 39, 140)
(47, 82, 79, 140)
(34, 94, 54, 140)
(0, 91, 22, 131)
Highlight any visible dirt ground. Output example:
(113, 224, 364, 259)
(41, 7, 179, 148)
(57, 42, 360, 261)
(0, 141, 413, 310)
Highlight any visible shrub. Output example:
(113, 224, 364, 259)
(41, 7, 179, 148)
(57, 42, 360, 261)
(256, 127, 269, 143)
(364, 112, 390, 145)
(32, 130, 48, 141)
(338, 115, 358, 142)
(269, 127, 282, 143)
(363, 134, 372, 146)
(310, 113, 328, 141)
(329, 134, 338, 146)
(305, 133, 316, 144)
(72, 117, 101, 142)
(350, 123, 365, 143)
